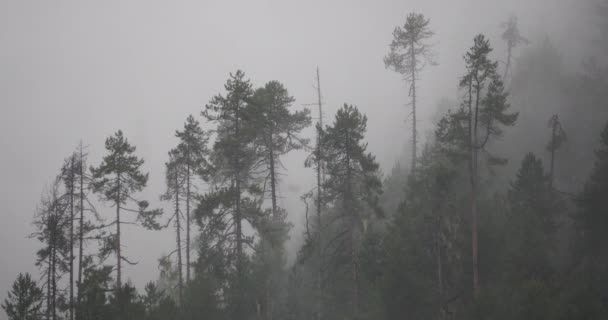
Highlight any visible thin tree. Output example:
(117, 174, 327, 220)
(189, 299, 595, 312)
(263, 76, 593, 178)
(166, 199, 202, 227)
(32, 178, 70, 320)
(501, 15, 529, 81)
(90, 130, 162, 290)
(60, 155, 77, 320)
(436, 35, 518, 298)
(384, 12, 435, 171)
(174, 115, 209, 283)
(160, 150, 186, 303)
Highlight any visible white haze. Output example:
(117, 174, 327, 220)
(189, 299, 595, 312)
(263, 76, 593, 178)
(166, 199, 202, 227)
(0, 0, 588, 309)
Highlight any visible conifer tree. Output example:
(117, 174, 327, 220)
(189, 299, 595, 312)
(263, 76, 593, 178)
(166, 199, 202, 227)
(2, 273, 44, 320)
(90, 130, 162, 290)
(198, 70, 261, 318)
(249, 80, 311, 320)
(160, 150, 185, 303)
(546, 115, 566, 189)
(500, 15, 528, 81)
(173, 115, 209, 282)
(436, 35, 518, 298)
(321, 104, 383, 317)
(384, 12, 435, 171)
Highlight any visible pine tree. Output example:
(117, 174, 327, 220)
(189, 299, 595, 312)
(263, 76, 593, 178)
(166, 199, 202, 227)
(90, 130, 162, 291)
(249, 80, 311, 320)
(436, 34, 518, 298)
(198, 70, 261, 318)
(500, 15, 528, 81)
(173, 115, 209, 283)
(321, 104, 383, 318)
(384, 12, 435, 171)
(160, 150, 186, 304)
(2, 273, 44, 320)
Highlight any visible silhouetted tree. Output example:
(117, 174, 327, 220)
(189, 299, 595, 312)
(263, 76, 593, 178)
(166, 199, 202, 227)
(385, 12, 436, 171)
(249, 80, 311, 320)
(500, 15, 528, 80)
(321, 104, 383, 318)
(436, 34, 518, 298)
(173, 115, 209, 282)
(199, 70, 262, 318)
(2, 273, 44, 320)
(90, 130, 162, 290)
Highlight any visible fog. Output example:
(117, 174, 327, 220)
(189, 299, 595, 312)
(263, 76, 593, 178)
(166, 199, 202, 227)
(0, 1, 600, 319)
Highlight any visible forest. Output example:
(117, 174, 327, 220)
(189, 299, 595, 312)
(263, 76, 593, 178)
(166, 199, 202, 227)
(3, 2, 608, 320)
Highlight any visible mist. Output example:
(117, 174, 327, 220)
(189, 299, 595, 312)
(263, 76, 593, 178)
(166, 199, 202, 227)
(1, 1, 605, 320)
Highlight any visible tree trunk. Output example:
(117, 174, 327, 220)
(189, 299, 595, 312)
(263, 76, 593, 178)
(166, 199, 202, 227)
(471, 80, 481, 299)
(175, 172, 184, 304)
(186, 155, 191, 283)
(69, 156, 75, 320)
(410, 42, 417, 172)
(77, 148, 85, 320)
(435, 215, 444, 319)
(234, 101, 244, 316)
(550, 119, 557, 190)
(116, 173, 122, 289)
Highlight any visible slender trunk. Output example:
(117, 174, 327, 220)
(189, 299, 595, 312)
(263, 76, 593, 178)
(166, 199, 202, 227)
(549, 119, 557, 190)
(116, 173, 122, 289)
(344, 133, 359, 317)
(77, 148, 84, 320)
(46, 263, 51, 320)
(410, 42, 417, 171)
(51, 226, 57, 320)
(472, 80, 481, 299)
(315, 67, 324, 320)
(234, 101, 244, 316)
(186, 154, 191, 283)
(69, 157, 75, 320)
(175, 171, 184, 304)
(266, 137, 277, 320)
(503, 45, 512, 81)
(436, 216, 444, 319)
(269, 146, 277, 216)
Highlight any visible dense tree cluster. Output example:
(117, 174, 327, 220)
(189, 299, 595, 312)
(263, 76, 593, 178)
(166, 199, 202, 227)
(5, 6, 608, 320)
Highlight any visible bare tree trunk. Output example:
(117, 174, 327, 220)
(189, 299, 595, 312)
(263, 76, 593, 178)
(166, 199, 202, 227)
(77, 147, 85, 320)
(503, 45, 512, 81)
(234, 103, 244, 316)
(46, 264, 51, 320)
(269, 146, 277, 216)
(435, 216, 444, 320)
(176, 172, 184, 304)
(471, 80, 481, 299)
(549, 119, 557, 190)
(69, 156, 75, 320)
(116, 173, 122, 289)
(410, 43, 418, 172)
(186, 157, 191, 283)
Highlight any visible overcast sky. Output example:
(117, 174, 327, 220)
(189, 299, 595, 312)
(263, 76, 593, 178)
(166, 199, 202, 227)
(0, 0, 588, 306)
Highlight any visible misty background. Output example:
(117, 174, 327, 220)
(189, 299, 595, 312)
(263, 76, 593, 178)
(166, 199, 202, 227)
(0, 0, 590, 306)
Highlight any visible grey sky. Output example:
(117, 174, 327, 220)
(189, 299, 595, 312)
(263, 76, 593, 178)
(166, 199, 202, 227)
(0, 0, 587, 306)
